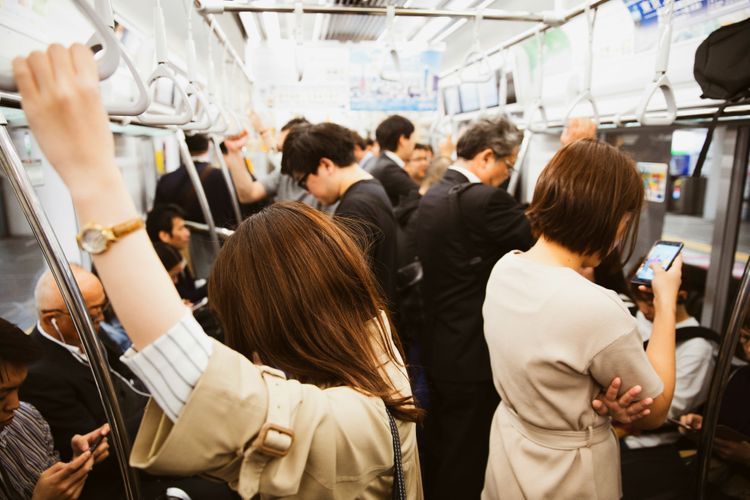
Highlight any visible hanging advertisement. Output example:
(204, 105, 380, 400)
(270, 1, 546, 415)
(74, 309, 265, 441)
(349, 47, 442, 112)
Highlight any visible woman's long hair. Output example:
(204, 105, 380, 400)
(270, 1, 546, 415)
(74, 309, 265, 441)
(209, 202, 420, 422)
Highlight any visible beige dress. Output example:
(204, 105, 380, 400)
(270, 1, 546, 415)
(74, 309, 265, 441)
(482, 252, 663, 499)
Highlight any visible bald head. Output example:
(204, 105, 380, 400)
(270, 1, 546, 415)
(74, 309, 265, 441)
(35, 265, 106, 351)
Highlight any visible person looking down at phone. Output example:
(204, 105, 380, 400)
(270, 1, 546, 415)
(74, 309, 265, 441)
(481, 139, 682, 499)
(12, 45, 422, 499)
(0, 317, 109, 500)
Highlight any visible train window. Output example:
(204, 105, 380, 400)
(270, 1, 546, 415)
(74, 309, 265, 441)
(458, 83, 480, 113)
(505, 71, 517, 105)
(443, 86, 461, 116)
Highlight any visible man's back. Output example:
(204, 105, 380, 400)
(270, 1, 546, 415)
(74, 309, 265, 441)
(335, 179, 397, 307)
(369, 153, 419, 209)
(154, 162, 237, 229)
(415, 169, 533, 382)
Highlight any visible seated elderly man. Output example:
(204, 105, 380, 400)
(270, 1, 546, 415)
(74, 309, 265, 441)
(0, 316, 110, 499)
(20, 265, 235, 500)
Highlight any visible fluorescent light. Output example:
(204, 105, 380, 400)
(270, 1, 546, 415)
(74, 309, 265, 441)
(262, 12, 281, 41)
(412, 17, 451, 43)
(430, 18, 466, 43)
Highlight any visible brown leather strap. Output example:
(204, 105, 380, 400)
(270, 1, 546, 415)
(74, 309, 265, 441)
(111, 218, 145, 239)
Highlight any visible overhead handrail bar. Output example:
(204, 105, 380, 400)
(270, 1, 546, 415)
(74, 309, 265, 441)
(380, 5, 402, 83)
(635, 0, 677, 126)
(439, 0, 612, 80)
(210, 136, 243, 226)
(184, 220, 235, 240)
(564, 4, 599, 125)
(460, 12, 493, 84)
(525, 29, 549, 133)
(135, 0, 194, 126)
(203, 1, 560, 22)
(0, 112, 140, 500)
(0, 0, 120, 92)
(176, 129, 221, 255)
(93, 0, 150, 116)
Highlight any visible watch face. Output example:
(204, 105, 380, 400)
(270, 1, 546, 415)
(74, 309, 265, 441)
(79, 228, 108, 254)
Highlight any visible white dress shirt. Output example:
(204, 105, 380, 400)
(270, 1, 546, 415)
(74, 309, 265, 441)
(383, 150, 405, 168)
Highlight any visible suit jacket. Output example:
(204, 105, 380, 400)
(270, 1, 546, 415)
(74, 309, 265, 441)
(20, 328, 148, 500)
(369, 153, 419, 209)
(154, 161, 237, 229)
(415, 169, 534, 382)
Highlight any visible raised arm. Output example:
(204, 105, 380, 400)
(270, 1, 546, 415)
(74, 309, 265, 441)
(632, 257, 682, 429)
(13, 45, 185, 350)
(223, 132, 268, 204)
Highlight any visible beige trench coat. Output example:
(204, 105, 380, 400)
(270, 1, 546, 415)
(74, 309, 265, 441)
(129, 339, 422, 499)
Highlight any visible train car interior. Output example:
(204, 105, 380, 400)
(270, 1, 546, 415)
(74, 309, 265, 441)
(1, 0, 750, 499)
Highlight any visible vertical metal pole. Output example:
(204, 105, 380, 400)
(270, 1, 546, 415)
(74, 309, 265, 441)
(507, 129, 531, 198)
(697, 254, 750, 499)
(703, 128, 749, 332)
(0, 119, 140, 500)
(175, 130, 221, 255)
(210, 136, 242, 226)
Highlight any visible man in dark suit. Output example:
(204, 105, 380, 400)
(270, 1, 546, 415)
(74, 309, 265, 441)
(369, 115, 419, 210)
(21, 266, 234, 500)
(154, 133, 237, 229)
(415, 117, 534, 499)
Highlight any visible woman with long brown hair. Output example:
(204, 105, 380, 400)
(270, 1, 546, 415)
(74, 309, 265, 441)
(481, 139, 682, 499)
(12, 45, 421, 499)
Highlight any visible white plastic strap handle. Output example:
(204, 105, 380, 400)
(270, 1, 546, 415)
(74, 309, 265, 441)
(460, 11, 492, 84)
(294, 2, 305, 82)
(91, 0, 150, 116)
(498, 49, 509, 111)
(380, 5, 401, 82)
(135, 0, 194, 125)
(0, 0, 120, 92)
(564, 4, 599, 125)
(525, 29, 548, 133)
(637, 0, 677, 126)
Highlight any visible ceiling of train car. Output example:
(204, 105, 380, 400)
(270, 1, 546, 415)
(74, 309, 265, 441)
(235, 0, 577, 71)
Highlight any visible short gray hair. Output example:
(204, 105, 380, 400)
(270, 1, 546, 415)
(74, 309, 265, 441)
(456, 116, 522, 160)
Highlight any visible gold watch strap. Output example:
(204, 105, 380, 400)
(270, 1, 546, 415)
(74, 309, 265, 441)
(111, 218, 145, 239)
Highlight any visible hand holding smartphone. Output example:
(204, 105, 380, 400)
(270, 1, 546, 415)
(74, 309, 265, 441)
(631, 240, 684, 286)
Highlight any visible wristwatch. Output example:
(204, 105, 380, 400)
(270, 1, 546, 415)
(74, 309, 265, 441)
(76, 218, 144, 255)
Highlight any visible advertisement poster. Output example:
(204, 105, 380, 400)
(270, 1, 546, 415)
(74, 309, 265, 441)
(638, 161, 669, 203)
(349, 47, 442, 111)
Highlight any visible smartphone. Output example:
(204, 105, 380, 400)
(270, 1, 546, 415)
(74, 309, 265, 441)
(88, 434, 105, 453)
(667, 417, 697, 433)
(631, 240, 683, 286)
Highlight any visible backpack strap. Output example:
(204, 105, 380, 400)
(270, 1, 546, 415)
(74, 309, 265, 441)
(386, 407, 406, 500)
(675, 326, 721, 345)
(692, 100, 730, 178)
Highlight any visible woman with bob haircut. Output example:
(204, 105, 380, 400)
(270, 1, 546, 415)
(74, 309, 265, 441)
(12, 46, 422, 499)
(481, 139, 682, 499)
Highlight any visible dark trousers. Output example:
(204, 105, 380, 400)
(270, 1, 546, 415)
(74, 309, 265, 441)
(423, 379, 500, 500)
(621, 444, 693, 500)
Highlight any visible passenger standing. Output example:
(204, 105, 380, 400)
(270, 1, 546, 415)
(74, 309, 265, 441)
(153, 133, 237, 229)
(415, 117, 533, 499)
(404, 143, 430, 185)
(370, 115, 419, 210)
(281, 122, 397, 307)
(12, 45, 422, 499)
(482, 139, 681, 499)
(223, 118, 330, 211)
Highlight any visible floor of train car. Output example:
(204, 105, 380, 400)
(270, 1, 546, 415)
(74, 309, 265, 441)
(2, 214, 750, 330)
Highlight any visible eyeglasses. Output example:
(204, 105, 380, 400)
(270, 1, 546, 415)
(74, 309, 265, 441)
(503, 157, 516, 173)
(296, 172, 311, 190)
(41, 298, 111, 321)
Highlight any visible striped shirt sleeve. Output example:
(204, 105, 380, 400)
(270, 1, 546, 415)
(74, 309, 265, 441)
(120, 312, 213, 422)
